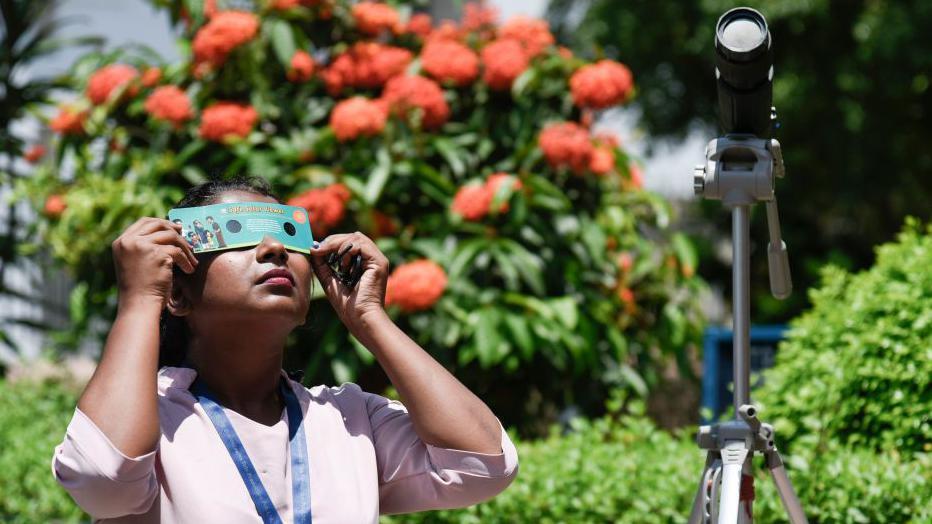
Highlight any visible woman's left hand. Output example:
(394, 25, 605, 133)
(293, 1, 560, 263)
(309, 231, 390, 332)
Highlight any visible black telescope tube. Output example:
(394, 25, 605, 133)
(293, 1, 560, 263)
(715, 7, 773, 137)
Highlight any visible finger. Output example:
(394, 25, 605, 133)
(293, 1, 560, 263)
(134, 217, 183, 237)
(120, 217, 163, 238)
(332, 242, 356, 269)
(340, 234, 388, 271)
(309, 234, 355, 257)
(309, 253, 343, 296)
(163, 245, 196, 275)
(143, 230, 198, 273)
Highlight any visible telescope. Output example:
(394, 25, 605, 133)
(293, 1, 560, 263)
(688, 8, 807, 524)
(715, 8, 774, 137)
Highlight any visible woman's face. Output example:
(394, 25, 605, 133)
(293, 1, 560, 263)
(180, 190, 313, 331)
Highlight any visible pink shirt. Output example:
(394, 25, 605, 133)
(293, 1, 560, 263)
(51, 366, 519, 523)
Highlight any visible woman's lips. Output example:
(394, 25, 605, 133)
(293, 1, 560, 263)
(257, 268, 296, 287)
(261, 277, 294, 288)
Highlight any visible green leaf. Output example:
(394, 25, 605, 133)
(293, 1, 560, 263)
(363, 147, 392, 205)
(619, 364, 648, 397)
(69, 282, 88, 327)
(500, 239, 546, 295)
(475, 308, 503, 367)
(181, 166, 207, 185)
(268, 20, 297, 69)
(503, 313, 535, 360)
(433, 137, 466, 177)
(549, 296, 579, 329)
(174, 140, 206, 167)
(448, 239, 486, 279)
(511, 67, 538, 98)
(490, 242, 520, 290)
(671, 232, 697, 275)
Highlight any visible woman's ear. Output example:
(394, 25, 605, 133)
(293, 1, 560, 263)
(166, 275, 192, 317)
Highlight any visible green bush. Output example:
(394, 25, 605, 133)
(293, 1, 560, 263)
(2, 378, 930, 522)
(756, 219, 932, 455)
(0, 378, 85, 522)
(385, 410, 931, 523)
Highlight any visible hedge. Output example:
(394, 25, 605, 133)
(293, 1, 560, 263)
(4, 378, 929, 523)
(756, 219, 932, 455)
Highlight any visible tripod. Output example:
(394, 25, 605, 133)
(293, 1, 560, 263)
(687, 135, 808, 523)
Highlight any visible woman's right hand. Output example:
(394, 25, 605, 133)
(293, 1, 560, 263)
(112, 218, 198, 308)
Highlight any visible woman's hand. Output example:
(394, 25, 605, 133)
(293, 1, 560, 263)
(310, 231, 390, 333)
(112, 217, 198, 309)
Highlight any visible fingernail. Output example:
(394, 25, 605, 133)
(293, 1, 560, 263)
(312, 241, 320, 249)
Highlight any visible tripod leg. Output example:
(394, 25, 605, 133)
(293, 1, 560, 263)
(718, 461, 743, 524)
(767, 450, 809, 524)
(717, 441, 749, 524)
(688, 452, 717, 524)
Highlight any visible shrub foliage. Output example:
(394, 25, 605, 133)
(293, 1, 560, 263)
(15, 0, 705, 428)
(756, 219, 932, 455)
(7, 378, 929, 523)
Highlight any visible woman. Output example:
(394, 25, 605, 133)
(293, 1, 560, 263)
(51, 177, 518, 523)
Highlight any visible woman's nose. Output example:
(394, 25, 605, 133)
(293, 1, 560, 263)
(256, 235, 288, 263)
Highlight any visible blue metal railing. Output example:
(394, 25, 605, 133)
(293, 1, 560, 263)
(701, 324, 787, 423)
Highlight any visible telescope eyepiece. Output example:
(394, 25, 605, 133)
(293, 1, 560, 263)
(716, 9, 770, 61)
(714, 7, 774, 137)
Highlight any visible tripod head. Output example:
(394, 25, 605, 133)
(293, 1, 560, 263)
(694, 134, 791, 298)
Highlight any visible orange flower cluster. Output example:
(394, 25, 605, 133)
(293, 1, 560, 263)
(140, 67, 162, 87)
(287, 51, 316, 83)
(352, 2, 401, 36)
(421, 40, 479, 87)
(617, 286, 636, 315)
(381, 75, 450, 130)
(24, 145, 46, 164)
(627, 163, 644, 190)
(539, 122, 593, 174)
(385, 259, 448, 312)
(192, 11, 259, 67)
(330, 96, 387, 141)
(198, 102, 258, 141)
(405, 13, 432, 38)
(589, 133, 620, 175)
(370, 210, 397, 238)
(570, 60, 634, 109)
(49, 106, 87, 135)
(144, 86, 194, 126)
(322, 42, 412, 95)
(270, 0, 327, 10)
(44, 194, 67, 218)
(86, 64, 139, 105)
(451, 172, 522, 221)
(269, 0, 300, 9)
(498, 16, 554, 58)
(462, 2, 498, 32)
(480, 39, 529, 91)
(427, 21, 463, 43)
(287, 183, 351, 236)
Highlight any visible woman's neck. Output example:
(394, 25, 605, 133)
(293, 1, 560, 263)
(185, 327, 289, 424)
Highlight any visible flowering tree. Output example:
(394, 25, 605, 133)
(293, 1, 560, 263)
(16, 0, 705, 429)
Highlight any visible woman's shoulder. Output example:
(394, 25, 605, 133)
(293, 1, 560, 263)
(300, 380, 370, 407)
(157, 366, 198, 400)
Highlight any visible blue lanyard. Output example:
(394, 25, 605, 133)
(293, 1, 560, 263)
(192, 377, 312, 524)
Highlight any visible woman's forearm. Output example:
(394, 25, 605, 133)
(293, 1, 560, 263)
(76, 297, 163, 458)
(352, 311, 503, 454)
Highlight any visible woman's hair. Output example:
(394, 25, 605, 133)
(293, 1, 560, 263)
(157, 175, 281, 368)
